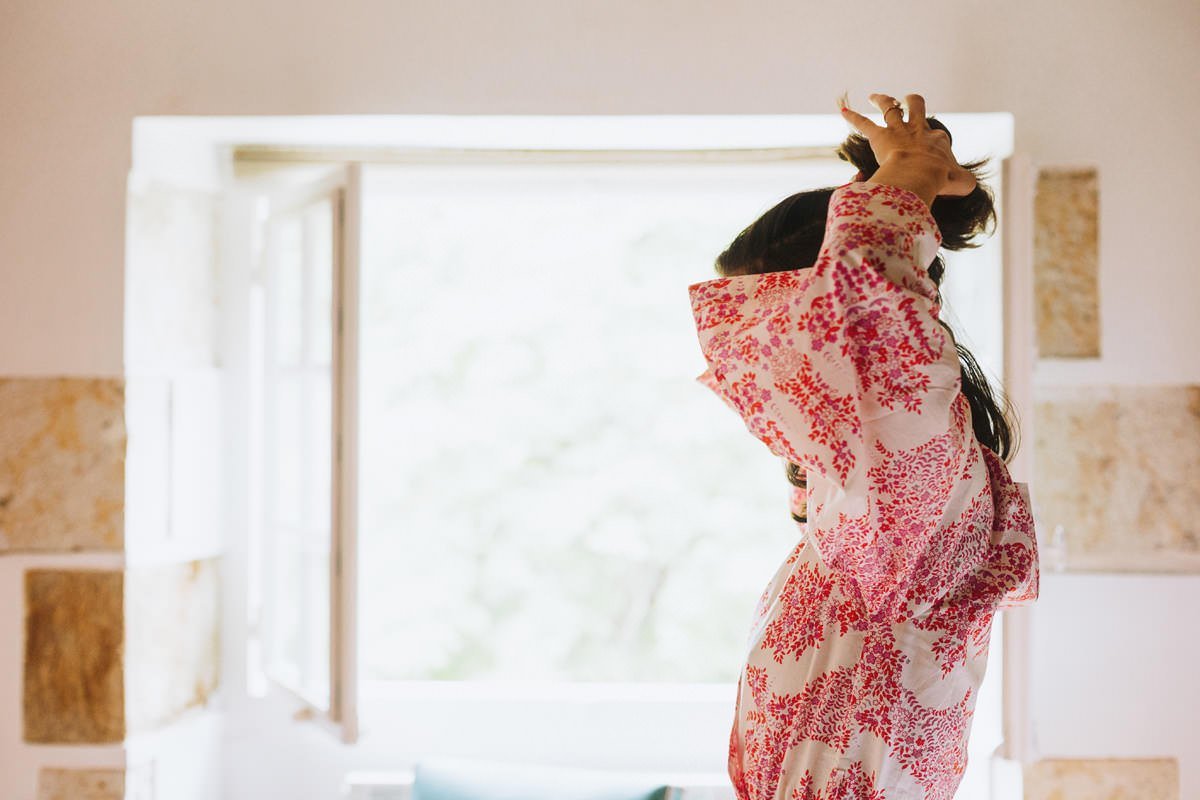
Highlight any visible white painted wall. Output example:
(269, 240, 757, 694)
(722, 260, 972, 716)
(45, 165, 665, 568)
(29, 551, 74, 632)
(1031, 574, 1200, 768)
(2, 1, 1198, 798)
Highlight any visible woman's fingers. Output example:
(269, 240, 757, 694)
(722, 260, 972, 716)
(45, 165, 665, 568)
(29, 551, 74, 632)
(868, 93, 904, 123)
(838, 94, 882, 135)
(840, 104, 881, 134)
(905, 94, 926, 124)
(842, 91, 976, 197)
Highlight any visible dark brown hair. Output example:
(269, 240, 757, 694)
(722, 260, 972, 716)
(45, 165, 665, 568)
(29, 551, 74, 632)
(712, 117, 1019, 496)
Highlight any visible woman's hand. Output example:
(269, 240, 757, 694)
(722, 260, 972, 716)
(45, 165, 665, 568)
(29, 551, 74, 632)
(838, 92, 978, 203)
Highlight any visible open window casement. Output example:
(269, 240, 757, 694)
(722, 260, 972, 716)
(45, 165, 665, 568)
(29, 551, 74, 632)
(230, 162, 361, 743)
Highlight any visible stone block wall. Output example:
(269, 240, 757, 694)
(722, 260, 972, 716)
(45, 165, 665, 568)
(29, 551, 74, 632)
(35, 768, 126, 800)
(1033, 168, 1100, 359)
(1027, 166, 1187, 793)
(1030, 167, 1200, 571)
(0, 379, 125, 552)
(24, 569, 126, 744)
(1033, 385, 1200, 571)
(2, 376, 223, 799)
(1025, 758, 1179, 800)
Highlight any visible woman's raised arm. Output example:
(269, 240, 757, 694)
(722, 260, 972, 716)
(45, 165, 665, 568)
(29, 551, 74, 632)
(688, 92, 981, 489)
(688, 177, 962, 490)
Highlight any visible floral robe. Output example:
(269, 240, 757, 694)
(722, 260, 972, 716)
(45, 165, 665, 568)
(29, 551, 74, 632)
(687, 181, 1039, 800)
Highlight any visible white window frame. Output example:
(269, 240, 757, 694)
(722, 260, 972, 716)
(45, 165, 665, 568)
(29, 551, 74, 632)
(219, 163, 361, 743)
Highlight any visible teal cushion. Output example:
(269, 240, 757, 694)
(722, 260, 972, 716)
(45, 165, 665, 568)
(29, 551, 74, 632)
(410, 758, 672, 800)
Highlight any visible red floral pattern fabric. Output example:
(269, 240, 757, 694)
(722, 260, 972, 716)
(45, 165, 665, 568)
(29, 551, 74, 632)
(688, 181, 1039, 800)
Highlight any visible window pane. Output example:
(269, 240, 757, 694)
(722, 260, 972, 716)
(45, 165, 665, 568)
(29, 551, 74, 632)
(264, 524, 329, 708)
(306, 199, 334, 367)
(940, 243, 1005, 398)
(271, 371, 303, 526)
(358, 163, 865, 683)
(271, 215, 304, 366)
(306, 368, 332, 527)
(261, 193, 335, 709)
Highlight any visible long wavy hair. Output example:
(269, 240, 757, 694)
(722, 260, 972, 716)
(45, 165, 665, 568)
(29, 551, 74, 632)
(712, 118, 1019, 497)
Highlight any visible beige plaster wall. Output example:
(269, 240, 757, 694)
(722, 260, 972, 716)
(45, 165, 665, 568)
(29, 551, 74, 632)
(1, 0, 1197, 383)
(1, 1, 1197, 798)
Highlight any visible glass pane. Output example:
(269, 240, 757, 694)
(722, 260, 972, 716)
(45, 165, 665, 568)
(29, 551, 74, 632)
(272, 371, 303, 526)
(358, 163, 859, 683)
(261, 193, 335, 710)
(271, 215, 304, 366)
(306, 368, 332, 527)
(302, 548, 331, 708)
(307, 199, 335, 367)
(264, 524, 330, 709)
(266, 522, 301, 686)
(939, 243, 1005, 397)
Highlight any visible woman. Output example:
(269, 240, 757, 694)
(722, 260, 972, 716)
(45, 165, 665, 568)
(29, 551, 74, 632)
(686, 93, 1040, 800)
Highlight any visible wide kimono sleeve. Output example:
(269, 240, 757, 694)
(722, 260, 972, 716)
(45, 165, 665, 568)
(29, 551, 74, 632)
(688, 180, 960, 491)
